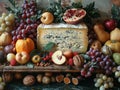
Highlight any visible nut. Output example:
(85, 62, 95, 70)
(73, 55, 84, 67)
(23, 75, 35, 86)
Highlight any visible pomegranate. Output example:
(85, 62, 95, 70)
(63, 8, 86, 24)
(104, 19, 117, 31)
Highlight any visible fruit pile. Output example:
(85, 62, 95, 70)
(0, 0, 120, 90)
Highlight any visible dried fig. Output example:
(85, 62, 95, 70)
(42, 76, 51, 84)
(36, 74, 43, 83)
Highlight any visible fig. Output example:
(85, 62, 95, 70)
(63, 8, 86, 24)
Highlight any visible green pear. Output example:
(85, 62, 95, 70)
(113, 53, 120, 65)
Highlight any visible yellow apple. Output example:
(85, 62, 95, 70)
(7, 53, 16, 62)
(41, 12, 54, 24)
(32, 55, 41, 64)
(16, 51, 30, 64)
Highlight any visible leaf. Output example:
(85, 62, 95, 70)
(8, 0, 16, 7)
(43, 42, 56, 51)
(26, 62, 34, 68)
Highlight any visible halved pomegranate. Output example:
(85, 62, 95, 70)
(63, 8, 86, 24)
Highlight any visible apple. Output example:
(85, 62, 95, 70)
(104, 19, 117, 31)
(41, 12, 54, 24)
(52, 50, 66, 65)
(63, 50, 73, 59)
(10, 59, 17, 66)
(16, 51, 30, 64)
(7, 53, 16, 62)
(32, 55, 41, 64)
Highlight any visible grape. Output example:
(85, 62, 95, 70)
(115, 71, 120, 78)
(99, 85, 105, 90)
(95, 82, 101, 87)
(97, 79, 103, 84)
(118, 77, 120, 83)
(5, 27, 11, 32)
(104, 83, 109, 89)
(108, 82, 114, 88)
(102, 75, 107, 81)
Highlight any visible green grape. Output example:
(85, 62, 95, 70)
(99, 85, 105, 90)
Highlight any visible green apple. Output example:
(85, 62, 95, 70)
(113, 53, 120, 65)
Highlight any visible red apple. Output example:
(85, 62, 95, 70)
(63, 50, 73, 59)
(104, 19, 117, 31)
(52, 50, 66, 65)
(10, 59, 17, 66)
(16, 51, 30, 64)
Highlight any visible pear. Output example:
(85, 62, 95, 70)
(113, 53, 120, 65)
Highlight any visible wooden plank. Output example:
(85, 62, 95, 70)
(3, 65, 81, 73)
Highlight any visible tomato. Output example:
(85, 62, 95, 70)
(105, 40, 120, 53)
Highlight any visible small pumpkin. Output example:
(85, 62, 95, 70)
(110, 28, 120, 41)
(105, 40, 120, 53)
(0, 32, 12, 46)
(15, 38, 35, 53)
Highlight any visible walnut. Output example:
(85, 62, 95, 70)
(23, 75, 35, 86)
(73, 55, 84, 67)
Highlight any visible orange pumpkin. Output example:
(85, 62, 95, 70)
(15, 38, 35, 53)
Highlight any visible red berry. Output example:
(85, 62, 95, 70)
(68, 58, 73, 66)
(49, 52, 54, 57)
(73, 52, 78, 56)
(81, 69, 87, 76)
(10, 59, 17, 66)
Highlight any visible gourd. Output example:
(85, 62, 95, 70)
(15, 38, 35, 53)
(93, 23, 110, 44)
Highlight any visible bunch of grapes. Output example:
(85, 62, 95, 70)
(94, 73, 114, 90)
(11, 0, 40, 46)
(88, 30, 97, 46)
(114, 66, 120, 83)
(0, 13, 15, 33)
(81, 48, 115, 77)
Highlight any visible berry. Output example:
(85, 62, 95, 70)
(68, 58, 73, 66)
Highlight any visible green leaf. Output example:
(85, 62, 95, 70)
(43, 42, 56, 51)
(26, 62, 34, 68)
(8, 0, 16, 7)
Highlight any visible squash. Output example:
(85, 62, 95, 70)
(110, 28, 120, 41)
(15, 38, 35, 53)
(0, 32, 12, 46)
(105, 40, 120, 53)
(94, 23, 110, 44)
